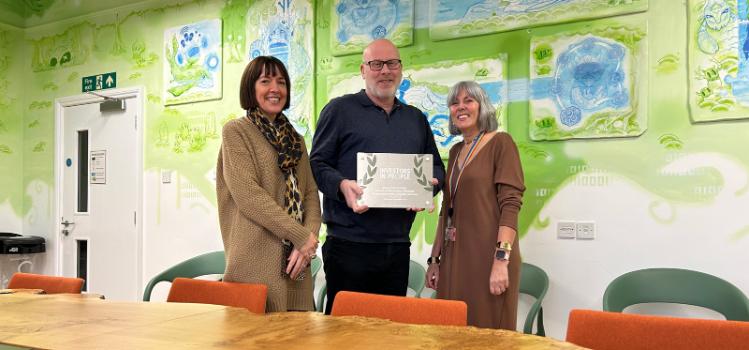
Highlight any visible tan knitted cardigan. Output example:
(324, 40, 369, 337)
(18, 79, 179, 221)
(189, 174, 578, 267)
(216, 117, 321, 312)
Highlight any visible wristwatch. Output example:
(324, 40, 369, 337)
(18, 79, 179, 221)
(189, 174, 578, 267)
(427, 256, 440, 265)
(494, 249, 510, 261)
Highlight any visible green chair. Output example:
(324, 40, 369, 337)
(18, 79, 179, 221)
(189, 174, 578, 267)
(143, 251, 225, 301)
(315, 259, 427, 312)
(310, 255, 322, 280)
(603, 268, 749, 321)
(408, 260, 427, 298)
(519, 262, 549, 336)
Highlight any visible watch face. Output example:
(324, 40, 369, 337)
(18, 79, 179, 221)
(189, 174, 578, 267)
(495, 250, 507, 260)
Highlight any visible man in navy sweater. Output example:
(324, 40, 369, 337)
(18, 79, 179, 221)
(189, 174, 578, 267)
(310, 39, 445, 314)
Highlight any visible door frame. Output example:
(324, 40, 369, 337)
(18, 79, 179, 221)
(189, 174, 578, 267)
(53, 86, 144, 295)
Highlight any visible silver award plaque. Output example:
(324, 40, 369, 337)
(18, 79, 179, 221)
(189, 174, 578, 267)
(356, 153, 434, 208)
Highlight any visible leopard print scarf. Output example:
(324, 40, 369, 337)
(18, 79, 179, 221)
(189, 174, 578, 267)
(247, 108, 304, 223)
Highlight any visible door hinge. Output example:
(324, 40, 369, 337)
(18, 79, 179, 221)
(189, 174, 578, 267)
(134, 114, 138, 130)
(134, 211, 137, 226)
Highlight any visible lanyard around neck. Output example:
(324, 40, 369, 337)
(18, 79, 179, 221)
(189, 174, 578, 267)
(448, 131, 484, 216)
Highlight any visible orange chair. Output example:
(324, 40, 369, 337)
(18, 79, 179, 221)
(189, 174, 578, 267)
(566, 309, 749, 350)
(7, 272, 84, 294)
(331, 291, 467, 326)
(166, 278, 267, 314)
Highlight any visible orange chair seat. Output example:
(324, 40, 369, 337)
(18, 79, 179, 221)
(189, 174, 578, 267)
(166, 278, 267, 314)
(331, 291, 467, 326)
(566, 309, 749, 350)
(7, 273, 84, 294)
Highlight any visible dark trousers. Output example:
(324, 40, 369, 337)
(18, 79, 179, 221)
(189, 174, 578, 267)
(322, 236, 410, 315)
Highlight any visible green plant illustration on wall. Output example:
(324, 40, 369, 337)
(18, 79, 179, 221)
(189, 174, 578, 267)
(154, 109, 219, 154)
(32, 142, 46, 153)
(221, 0, 251, 63)
(28, 101, 51, 110)
(130, 40, 158, 68)
(29, 22, 92, 72)
(656, 53, 680, 74)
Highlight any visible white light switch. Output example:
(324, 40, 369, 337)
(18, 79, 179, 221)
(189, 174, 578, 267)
(557, 221, 576, 239)
(576, 222, 595, 240)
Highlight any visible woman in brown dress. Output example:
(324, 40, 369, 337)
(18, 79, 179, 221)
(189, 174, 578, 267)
(426, 80, 525, 329)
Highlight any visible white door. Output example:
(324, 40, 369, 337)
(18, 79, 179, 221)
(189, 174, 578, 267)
(57, 88, 142, 301)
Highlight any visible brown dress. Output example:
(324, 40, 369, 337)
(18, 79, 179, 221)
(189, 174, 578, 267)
(436, 132, 525, 329)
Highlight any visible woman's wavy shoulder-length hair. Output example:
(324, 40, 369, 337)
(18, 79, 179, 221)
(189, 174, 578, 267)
(446, 80, 498, 136)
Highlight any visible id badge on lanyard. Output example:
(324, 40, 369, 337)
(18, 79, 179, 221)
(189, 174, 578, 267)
(445, 210, 457, 242)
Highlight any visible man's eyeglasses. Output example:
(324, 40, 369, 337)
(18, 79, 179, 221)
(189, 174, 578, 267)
(364, 59, 402, 71)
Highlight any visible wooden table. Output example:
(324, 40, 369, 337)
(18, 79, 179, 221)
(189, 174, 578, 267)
(0, 294, 585, 349)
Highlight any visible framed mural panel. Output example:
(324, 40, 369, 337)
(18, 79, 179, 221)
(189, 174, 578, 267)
(327, 56, 508, 158)
(429, 0, 648, 41)
(331, 0, 414, 56)
(528, 16, 648, 141)
(163, 19, 222, 106)
(247, 0, 314, 139)
(688, 0, 749, 122)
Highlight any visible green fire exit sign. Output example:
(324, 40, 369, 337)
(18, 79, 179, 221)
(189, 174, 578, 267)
(82, 72, 117, 92)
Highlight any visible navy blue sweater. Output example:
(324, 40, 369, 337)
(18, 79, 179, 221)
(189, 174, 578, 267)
(310, 90, 445, 243)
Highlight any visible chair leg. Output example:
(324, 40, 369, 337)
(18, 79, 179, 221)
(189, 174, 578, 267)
(536, 307, 545, 336)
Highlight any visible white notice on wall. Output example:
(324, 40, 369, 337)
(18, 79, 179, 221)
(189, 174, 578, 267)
(90, 150, 107, 184)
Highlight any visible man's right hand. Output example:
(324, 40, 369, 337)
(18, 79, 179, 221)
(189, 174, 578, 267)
(339, 179, 369, 214)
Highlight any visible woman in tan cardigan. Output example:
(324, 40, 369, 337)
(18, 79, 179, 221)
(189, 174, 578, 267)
(216, 56, 320, 312)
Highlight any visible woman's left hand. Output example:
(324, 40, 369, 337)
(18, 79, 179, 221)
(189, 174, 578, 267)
(489, 260, 510, 295)
(286, 248, 309, 280)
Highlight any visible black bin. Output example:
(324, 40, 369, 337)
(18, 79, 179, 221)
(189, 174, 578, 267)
(0, 233, 46, 254)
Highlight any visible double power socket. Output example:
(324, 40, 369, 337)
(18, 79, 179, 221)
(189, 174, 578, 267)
(557, 221, 595, 240)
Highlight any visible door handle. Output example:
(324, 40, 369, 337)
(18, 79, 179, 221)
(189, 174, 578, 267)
(61, 219, 75, 236)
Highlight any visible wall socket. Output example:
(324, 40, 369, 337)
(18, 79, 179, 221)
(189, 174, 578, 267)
(557, 221, 576, 239)
(161, 170, 173, 184)
(576, 221, 595, 240)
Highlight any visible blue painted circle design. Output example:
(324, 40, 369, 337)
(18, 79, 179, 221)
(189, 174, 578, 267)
(552, 37, 630, 127)
(372, 25, 387, 39)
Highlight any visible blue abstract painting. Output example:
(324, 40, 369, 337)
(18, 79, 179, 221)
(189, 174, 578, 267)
(688, 0, 749, 122)
(529, 18, 647, 140)
(246, 0, 314, 139)
(331, 0, 414, 56)
(327, 56, 507, 158)
(163, 19, 222, 105)
(429, 0, 648, 41)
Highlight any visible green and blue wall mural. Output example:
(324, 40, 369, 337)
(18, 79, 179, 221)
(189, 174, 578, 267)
(0, 0, 747, 339)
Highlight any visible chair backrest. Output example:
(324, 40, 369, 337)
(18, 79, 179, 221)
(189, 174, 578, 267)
(143, 251, 226, 301)
(408, 260, 426, 297)
(566, 309, 749, 350)
(519, 262, 549, 335)
(331, 291, 467, 326)
(167, 278, 267, 314)
(603, 268, 749, 321)
(311, 255, 322, 280)
(7, 272, 84, 294)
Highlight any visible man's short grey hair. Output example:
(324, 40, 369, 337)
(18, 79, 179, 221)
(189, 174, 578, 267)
(446, 81, 498, 136)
